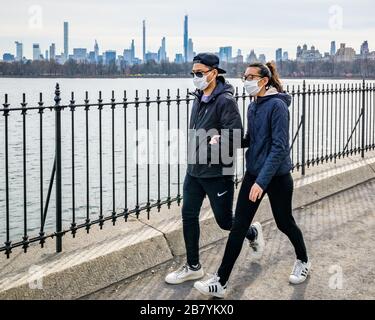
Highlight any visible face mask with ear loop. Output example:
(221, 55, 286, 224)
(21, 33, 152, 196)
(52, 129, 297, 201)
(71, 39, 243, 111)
(193, 70, 216, 91)
(244, 66, 273, 96)
(244, 79, 264, 97)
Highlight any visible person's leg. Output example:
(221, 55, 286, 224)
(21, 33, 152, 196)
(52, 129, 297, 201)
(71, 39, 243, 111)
(201, 176, 234, 231)
(181, 174, 206, 267)
(202, 176, 257, 241)
(217, 173, 265, 285)
(267, 173, 308, 263)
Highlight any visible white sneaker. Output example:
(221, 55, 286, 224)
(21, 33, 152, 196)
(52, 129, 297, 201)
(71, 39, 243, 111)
(165, 264, 204, 285)
(194, 274, 227, 299)
(249, 222, 265, 259)
(289, 260, 311, 284)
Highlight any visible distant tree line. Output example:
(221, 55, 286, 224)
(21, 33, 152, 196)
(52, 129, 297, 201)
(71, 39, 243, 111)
(0, 59, 374, 78)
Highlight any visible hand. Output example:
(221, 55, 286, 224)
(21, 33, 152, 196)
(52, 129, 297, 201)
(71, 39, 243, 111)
(249, 183, 264, 203)
(210, 135, 221, 145)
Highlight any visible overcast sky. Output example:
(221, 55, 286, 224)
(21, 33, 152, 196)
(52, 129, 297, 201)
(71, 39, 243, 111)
(0, 0, 374, 61)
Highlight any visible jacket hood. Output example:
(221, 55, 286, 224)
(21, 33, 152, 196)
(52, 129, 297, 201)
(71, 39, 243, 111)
(256, 91, 292, 108)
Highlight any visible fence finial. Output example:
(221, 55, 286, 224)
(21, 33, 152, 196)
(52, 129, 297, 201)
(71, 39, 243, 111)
(54, 83, 61, 105)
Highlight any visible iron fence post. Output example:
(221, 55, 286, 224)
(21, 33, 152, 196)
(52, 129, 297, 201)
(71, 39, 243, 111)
(361, 79, 366, 158)
(301, 80, 306, 175)
(55, 83, 63, 252)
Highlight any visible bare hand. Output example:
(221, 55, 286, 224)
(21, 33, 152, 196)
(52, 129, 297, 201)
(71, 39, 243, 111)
(210, 135, 221, 145)
(249, 183, 264, 203)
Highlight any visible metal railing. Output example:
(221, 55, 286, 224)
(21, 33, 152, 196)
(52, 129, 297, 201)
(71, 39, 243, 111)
(0, 80, 374, 258)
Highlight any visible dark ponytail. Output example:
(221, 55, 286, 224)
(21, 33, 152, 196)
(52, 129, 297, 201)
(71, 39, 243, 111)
(249, 61, 284, 93)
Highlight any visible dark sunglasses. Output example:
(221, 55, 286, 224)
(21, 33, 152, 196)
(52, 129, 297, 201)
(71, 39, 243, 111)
(190, 69, 214, 78)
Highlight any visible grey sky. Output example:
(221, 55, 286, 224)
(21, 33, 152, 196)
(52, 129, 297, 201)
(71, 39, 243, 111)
(0, 0, 374, 61)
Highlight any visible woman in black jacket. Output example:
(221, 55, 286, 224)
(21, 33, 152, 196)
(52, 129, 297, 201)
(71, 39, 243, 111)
(194, 62, 310, 299)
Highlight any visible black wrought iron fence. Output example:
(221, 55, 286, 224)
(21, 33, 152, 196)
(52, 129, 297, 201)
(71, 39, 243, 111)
(0, 80, 374, 258)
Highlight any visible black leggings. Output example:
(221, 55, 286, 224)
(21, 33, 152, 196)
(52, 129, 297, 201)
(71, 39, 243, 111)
(218, 172, 308, 285)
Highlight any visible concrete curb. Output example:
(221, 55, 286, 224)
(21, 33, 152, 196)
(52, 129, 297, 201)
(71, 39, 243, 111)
(1, 155, 375, 300)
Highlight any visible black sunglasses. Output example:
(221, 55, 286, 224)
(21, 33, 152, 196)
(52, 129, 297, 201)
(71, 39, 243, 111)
(190, 69, 214, 78)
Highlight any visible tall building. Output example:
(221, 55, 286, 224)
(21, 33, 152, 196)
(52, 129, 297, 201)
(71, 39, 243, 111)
(104, 50, 117, 65)
(15, 41, 23, 61)
(283, 51, 289, 61)
(49, 43, 56, 60)
(45, 50, 49, 61)
(33, 44, 41, 61)
(145, 52, 158, 62)
(219, 47, 233, 63)
(94, 40, 99, 63)
(3, 53, 15, 62)
(143, 20, 146, 62)
(124, 40, 136, 65)
(335, 43, 356, 62)
(158, 37, 167, 62)
(258, 54, 266, 64)
(175, 53, 184, 64)
(360, 41, 369, 56)
(123, 49, 132, 64)
(247, 50, 258, 63)
(296, 44, 322, 62)
(184, 15, 189, 63)
(188, 38, 194, 62)
(330, 41, 336, 56)
(296, 45, 302, 59)
(276, 48, 283, 62)
(131, 39, 135, 62)
(64, 22, 69, 60)
(73, 48, 87, 62)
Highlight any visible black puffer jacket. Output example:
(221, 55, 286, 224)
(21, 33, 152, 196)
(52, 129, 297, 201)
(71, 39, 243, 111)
(187, 76, 243, 178)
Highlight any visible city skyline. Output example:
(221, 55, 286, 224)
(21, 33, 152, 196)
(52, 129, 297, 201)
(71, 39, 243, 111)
(1, 18, 373, 66)
(0, 0, 374, 62)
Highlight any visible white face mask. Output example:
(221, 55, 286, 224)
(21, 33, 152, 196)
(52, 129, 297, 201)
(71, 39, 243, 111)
(244, 79, 263, 96)
(193, 72, 214, 91)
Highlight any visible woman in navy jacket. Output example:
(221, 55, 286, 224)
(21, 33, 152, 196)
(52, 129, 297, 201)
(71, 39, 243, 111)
(194, 62, 310, 298)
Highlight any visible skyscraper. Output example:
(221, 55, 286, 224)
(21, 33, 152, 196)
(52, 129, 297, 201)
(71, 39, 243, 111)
(33, 44, 41, 61)
(158, 37, 167, 62)
(276, 48, 283, 62)
(258, 54, 266, 64)
(297, 45, 302, 59)
(335, 43, 356, 62)
(184, 15, 189, 63)
(219, 47, 233, 63)
(73, 48, 87, 62)
(50, 43, 56, 60)
(247, 50, 258, 63)
(360, 41, 369, 56)
(15, 41, 23, 61)
(49, 43, 56, 60)
(64, 22, 69, 60)
(175, 53, 184, 64)
(330, 41, 336, 56)
(94, 40, 99, 63)
(104, 51, 116, 65)
(131, 39, 135, 62)
(188, 38, 194, 62)
(143, 20, 146, 62)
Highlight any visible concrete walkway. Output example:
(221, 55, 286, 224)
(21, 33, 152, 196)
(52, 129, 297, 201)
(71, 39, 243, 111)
(84, 178, 375, 300)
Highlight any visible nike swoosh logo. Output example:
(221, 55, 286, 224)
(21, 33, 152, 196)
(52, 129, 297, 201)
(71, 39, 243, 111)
(217, 191, 228, 197)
